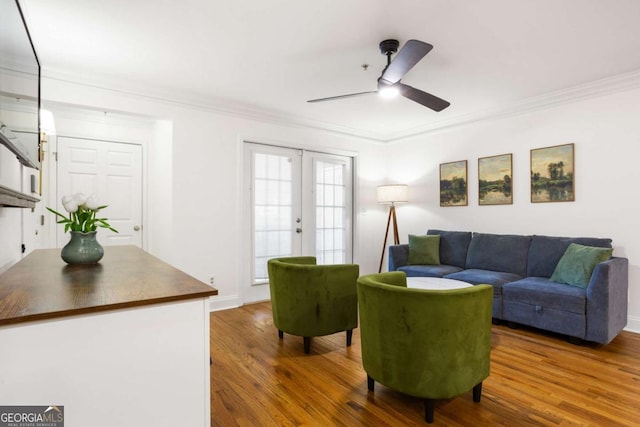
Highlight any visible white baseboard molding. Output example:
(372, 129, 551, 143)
(624, 315, 640, 334)
(209, 295, 242, 312)
(0, 258, 18, 275)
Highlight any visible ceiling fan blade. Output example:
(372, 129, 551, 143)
(307, 91, 378, 103)
(382, 39, 433, 83)
(398, 83, 450, 112)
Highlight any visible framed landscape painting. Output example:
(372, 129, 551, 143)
(440, 160, 467, 206)
(530, 143, 575, 203)
(479, 153, 512, 205)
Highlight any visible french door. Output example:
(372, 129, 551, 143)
(242, 142, 353, 303)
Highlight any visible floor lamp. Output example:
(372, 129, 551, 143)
(377, 184, 408, 273)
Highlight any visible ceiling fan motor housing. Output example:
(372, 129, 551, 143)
(379, 39, 399, 56)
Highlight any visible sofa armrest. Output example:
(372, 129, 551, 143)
(388, 244, 409, 271)
(585, 257, 628, 344)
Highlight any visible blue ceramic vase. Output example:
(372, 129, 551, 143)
(61, 231, 104, 264)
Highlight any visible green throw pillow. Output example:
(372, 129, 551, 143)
(407, 234, 440, 265)
(550, 243, 613, 288)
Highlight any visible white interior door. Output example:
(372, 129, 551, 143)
(242, 143, 302, 302)
(242, 142, 353, 304)
(55, 137, 143, 248)
(304, 151, 353, 264)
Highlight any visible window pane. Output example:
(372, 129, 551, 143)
(279, 207, 291, 229)
(255, 231, 267, 256)
(253, 151, 294, 283)
(316, 207, 324, 228)
(255, 154, 267, 179)
(334, 186, 344, 205)
(280, 157, 291, 180)
(325, 207, 334, 228)
(334, 207, 343, 228)
(334, 165, 343, 185)
(314, 159, 349, 265)
(324, 185, 334, 205)
(255, 257, 267, 281)
(254, 179, 266, 205)
(267, 155, 280, 179)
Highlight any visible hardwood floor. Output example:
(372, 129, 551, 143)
(210, 302, 640, 426)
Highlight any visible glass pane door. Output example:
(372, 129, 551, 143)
(312, 157, 352, 264)
(253, 151, 299, 283)
(243, 143, 352, 304)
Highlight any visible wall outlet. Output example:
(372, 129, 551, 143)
(209, 275, 215, 285)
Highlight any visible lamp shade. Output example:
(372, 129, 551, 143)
(377, 184, 408, 204)
(39, 109, 56, 135)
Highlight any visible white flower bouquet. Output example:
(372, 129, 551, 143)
(47, 193, 118, 233)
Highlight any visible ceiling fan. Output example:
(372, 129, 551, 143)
(307, 39, 450, 112)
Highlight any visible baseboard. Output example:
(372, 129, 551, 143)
(209, 295, 242, 312)
(624, 315, 640, 334)
(0, 258, 18, 275)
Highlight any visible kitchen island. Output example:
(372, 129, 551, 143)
(0, 245, 217, 427)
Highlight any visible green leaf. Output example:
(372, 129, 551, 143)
(49, 201, 117, 234)
(46, 206, 69, 221)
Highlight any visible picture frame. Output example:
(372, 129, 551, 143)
(530, 143, 575, 203)
(440, 160, 468, 207)
(478, 153, 513, 205)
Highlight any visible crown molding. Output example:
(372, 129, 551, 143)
(39, 68, 384, 143)
(384, 68, 640, 142)
(38, 67, 640, 145)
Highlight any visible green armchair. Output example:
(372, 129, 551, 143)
(357, 272, 493, 423)
(267, 256, 359, 354)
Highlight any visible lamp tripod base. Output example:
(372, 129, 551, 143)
(378, 205, 400, 273)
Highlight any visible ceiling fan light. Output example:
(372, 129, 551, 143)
(379, 85, 399, 98)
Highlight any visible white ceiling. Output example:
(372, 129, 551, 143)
(19, 0, 640, 142)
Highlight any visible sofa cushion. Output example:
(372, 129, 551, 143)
(407, 234, 440, 265)
(427, 230, 472, 269)
(444, 269, 522, 296)
(527, 235, 612, 278)
(465, 233, 532, 276)
(503, 277, 586, 314)
(550, 243, 613, 288)
(398, 264, 463, 278)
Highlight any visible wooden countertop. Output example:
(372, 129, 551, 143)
(0, 245, 218, 326)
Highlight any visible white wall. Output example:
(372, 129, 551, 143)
(384, 87, 640, 332)
(36, 76, 387, 310)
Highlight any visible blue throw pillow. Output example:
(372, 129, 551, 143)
(550, 243, 613, 288)
(407, 234, 440, 265)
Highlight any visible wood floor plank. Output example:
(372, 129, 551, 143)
(210, 302, 640, 426)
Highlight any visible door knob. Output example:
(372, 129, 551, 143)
(133, 225, 141, 231)
(296, 228, 302, 233)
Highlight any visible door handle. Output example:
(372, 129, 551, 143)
(296, 228, 302, 234)
(133, 225, 141, 231)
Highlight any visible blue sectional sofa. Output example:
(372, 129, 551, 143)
(389, 230, 629, 344)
